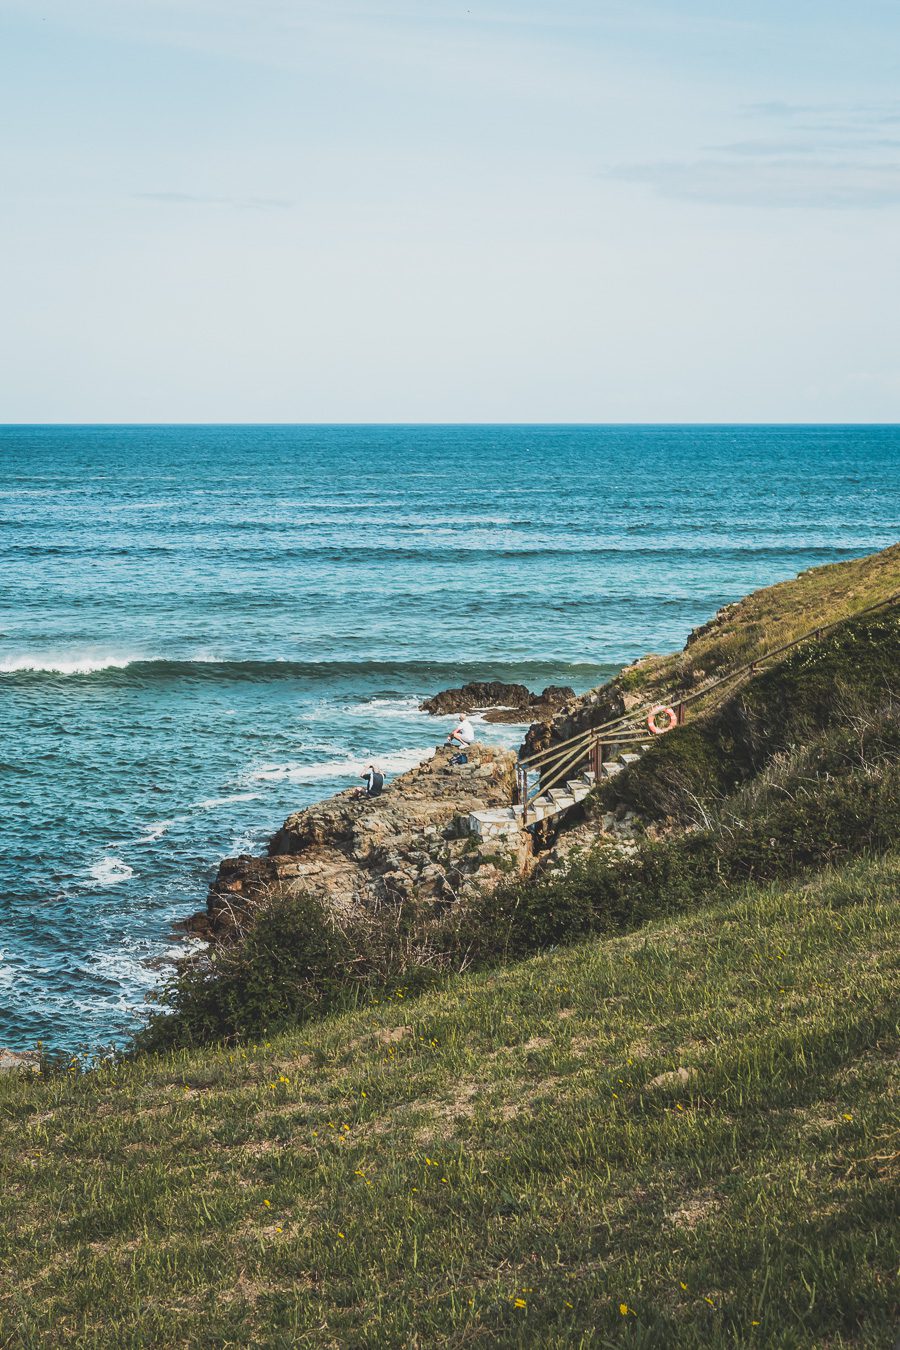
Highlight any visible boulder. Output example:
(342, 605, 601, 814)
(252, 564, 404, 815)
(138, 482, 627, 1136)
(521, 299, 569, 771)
(420, 681, 574, 722)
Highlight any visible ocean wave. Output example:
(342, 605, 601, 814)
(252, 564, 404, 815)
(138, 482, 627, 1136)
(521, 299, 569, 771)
(245, 746, 429, 785)
(0, 541, 870, 562)
(0, 653, 140, 676)
(0, 656, 615, 685)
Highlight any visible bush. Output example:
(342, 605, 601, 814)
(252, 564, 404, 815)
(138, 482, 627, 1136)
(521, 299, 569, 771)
(454, 748, 900, 967)
(138, 891, 358, 1050)
(139, 744, 900, 1051)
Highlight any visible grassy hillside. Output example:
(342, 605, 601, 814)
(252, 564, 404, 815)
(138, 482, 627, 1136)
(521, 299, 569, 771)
(1, 855, 897, 1347)
(608, 603, 900, 823)
(618, 540, 900, 700)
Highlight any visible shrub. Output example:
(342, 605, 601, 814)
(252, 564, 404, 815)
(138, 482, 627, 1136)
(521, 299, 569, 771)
(138, 890, 358, 1050)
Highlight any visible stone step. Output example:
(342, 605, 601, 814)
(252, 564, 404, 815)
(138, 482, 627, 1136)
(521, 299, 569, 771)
(565, 781, 591, 798)
(601, 761, 623, 778)
(582, 770, 596, 783)
(547, 788, 576, 804)
(468, 808, 522, 839)
(619, 753, 642, 766)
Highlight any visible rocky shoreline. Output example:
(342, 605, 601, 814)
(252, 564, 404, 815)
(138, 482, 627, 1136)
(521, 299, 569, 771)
(179, 677, 649, 944)
(180, 743, 534, 942)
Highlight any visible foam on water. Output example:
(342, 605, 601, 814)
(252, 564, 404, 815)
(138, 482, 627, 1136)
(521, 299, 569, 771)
(245, 746, 429, 784)
(135, 821, 174, 844)
(196, 792, 264, 809)
(344, 696, 425, 718)
(87, 857, 135, 887)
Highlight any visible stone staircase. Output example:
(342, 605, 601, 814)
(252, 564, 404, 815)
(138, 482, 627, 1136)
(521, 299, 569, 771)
(467, 747, 647, 840)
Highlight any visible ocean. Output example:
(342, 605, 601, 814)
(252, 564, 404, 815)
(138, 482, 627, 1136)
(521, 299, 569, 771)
(1, 424, 898, 1052)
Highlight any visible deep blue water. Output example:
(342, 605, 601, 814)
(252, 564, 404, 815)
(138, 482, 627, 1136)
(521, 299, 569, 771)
(1, 424, 898, 1051)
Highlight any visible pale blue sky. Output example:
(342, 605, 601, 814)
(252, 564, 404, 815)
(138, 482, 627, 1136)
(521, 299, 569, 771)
(2, 0, 899, 421)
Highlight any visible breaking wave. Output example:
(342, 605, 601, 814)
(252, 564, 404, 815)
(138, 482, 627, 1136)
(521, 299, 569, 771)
(1, 655, 615, 685)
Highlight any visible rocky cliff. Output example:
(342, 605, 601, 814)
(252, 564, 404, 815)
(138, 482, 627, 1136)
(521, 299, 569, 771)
(184, 744, 530, 941)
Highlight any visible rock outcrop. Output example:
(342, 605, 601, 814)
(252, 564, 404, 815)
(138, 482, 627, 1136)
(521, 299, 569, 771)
(420, 681, 574, 725)
(0, 1049, 40, 1074)
(182, 744, 531, 941)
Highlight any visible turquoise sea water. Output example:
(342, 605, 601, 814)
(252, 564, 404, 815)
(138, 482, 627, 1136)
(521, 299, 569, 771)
(1, 424, 898, 1051)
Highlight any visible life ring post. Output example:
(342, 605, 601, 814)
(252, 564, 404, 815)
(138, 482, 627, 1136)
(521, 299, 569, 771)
(647, 704, 678, 735)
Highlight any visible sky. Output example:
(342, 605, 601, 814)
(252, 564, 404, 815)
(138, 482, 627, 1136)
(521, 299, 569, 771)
(1, 0, 899, 422)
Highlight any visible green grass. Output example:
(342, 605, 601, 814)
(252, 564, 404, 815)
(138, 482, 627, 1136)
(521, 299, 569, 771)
(2, 854, 897, 1347)
(608, 541, 900, 702)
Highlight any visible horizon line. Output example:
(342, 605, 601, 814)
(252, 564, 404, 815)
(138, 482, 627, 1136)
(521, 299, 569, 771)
(2, 421, 899, 430)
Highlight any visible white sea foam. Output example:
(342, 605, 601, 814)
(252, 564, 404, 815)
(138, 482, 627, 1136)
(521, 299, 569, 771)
(229, 826, 270, 855)
(136, 820, 173, 844)
(197, 792, 264, 809)
(344, 696, 424, 719)
(88, 857, 135, 887)
(80, 944, 161, 1002)
(246, 746, 429, 785)
(0, 952, 15, 990)
(0, 653, 139, 676)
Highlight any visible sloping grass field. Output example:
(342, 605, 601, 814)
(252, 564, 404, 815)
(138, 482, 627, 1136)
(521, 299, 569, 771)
(616, 541, 900, 699)
(2, 854, 897, 1347)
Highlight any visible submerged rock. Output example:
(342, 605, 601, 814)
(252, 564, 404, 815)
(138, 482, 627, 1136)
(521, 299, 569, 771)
(420, 681, 574, 724)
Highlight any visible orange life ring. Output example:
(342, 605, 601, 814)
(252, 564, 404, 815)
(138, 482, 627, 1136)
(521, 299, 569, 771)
(647, 704, 677, 735)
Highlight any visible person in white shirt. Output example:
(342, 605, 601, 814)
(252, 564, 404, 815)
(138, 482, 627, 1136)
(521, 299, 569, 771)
(447, 715, 476, 749)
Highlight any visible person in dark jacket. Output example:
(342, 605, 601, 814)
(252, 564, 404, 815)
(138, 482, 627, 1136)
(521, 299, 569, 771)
(356, 763, 384, 798)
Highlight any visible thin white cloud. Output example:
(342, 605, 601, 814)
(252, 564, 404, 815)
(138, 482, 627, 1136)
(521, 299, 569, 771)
(615, 100, 900, 208)
(136, 191, 295, 209)
(607, 158, 900, 209)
